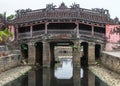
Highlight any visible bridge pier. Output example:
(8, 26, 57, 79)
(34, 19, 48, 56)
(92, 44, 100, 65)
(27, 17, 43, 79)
(43, 69, 51, 86)
(43, 41, 51, 68)
(88, 43, 95, 65)
(88, 71, 95, 86)
(28, 42, 36, 65)
(73, 40, 81, 68)
(28, 70, 36, 86)
(73, 68, 80, 86)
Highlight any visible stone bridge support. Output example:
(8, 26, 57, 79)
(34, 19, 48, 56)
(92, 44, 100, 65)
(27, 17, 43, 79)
(73, 68, 80, 86)
(28, 70, 36, 86)
(28, 42, 36, 65)
(88, 43, 95, 65)
(88, 71, 95, 86)
(43, 41, 51, 67)
(43, 69, 51, 86)
(73, 40, 81, 67)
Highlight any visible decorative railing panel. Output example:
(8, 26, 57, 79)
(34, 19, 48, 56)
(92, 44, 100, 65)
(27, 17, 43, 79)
(47, 29, 74, 34)
(18, 29, 106, 43)
(79, 30, 91, 36)
(94, 32, 105, 38)
(79, 30, 106, 43)
(32, 30, 45, 38)
(47, 29, 75, 39)
(18, 32, 31, 39)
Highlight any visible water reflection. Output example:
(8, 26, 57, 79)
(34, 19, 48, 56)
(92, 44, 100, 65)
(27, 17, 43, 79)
(5, 58, 108, 86)
(55, 58, 73, 79)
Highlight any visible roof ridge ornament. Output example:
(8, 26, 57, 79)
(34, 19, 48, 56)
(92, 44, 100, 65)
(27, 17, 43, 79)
(15, 8, 32, 17)
(92, 8, 109, 15)
(59, 2, 68, 9)
(46, 3, 56, 11)
(70, 3, 80, 9)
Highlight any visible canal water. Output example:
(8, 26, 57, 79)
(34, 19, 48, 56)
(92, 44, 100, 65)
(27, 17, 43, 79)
(5, 58, 108, 86)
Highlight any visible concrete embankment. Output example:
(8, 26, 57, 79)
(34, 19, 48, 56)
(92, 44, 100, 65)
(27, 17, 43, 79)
(0, 66, 32, 86)
(89, 65, 120, 86)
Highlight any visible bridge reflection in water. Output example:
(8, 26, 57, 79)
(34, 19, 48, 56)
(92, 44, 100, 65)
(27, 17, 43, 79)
(5, 58, 108, 86)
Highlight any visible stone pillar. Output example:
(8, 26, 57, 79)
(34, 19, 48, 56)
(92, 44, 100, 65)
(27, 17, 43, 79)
(28, 70, 36, 86)
(43, 69, 51, 86)
(73, 68, 80, 86)
(88, 43, 95, 65)
(30, 25, 33, 38)
(73, 40, 81, 68)
(91, 25, 94, 36)
(88, 71, 95, 86)
(28, 42, 36, 65)
(101, 44, 105, 51)
(43, 41, 50, 67)
(50, 43, 55, 68)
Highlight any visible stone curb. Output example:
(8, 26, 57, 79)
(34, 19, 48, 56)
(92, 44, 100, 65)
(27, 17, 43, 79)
(0, 66, 32, 86)
(89, 65, 120, 86)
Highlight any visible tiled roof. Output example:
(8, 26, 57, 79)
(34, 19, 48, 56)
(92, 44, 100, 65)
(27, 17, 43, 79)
(13, 3, 116, 24)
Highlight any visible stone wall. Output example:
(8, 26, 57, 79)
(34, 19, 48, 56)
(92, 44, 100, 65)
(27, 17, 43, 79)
(101, 52, 120, 74)
(0, 54, 20, 73)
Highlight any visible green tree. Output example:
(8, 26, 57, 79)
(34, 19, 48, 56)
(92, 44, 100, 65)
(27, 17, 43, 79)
(0, 30, 8, 42)
(0, 28, 13, 42)
(0, 12, 14, 43)
(7, 14, 14, 20)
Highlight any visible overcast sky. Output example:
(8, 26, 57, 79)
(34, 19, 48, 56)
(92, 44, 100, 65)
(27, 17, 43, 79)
(0, 0, 120, 19)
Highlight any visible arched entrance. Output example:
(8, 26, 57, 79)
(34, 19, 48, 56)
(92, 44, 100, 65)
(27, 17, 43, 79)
(35, 42, 43, 66)
(80, 42, 88, 67)
(49, 41, 74, 68)
(21, 44, 28, 62)
(95, 44, 101, 61)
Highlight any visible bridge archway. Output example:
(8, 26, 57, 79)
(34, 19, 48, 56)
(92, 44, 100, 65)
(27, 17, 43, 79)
(21, 44, 28, 62)
(80, 42, 89, 67)
(35, 42, 43, 66)
(49, 41, 74, 68)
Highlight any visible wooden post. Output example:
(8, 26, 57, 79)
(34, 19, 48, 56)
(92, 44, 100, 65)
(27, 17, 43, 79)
(92, 25, 94, 36)
(30, 25, 33, 38)
(75, 22, 80, 38)
(16, 25, 18, 40)
(45, 23, 49, 34)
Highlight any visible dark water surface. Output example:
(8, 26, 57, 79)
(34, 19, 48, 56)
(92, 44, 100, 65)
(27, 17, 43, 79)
(5, 58, 108, 86)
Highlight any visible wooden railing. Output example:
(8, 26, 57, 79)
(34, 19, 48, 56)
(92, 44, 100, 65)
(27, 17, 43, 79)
(79, 30, 105, 42)
(18, 32, 31, 39)
(18, 29, 106, 43)
(47, 29, 74, 34)
(32, 30, 45, 38)
(47, 29, 75, 39)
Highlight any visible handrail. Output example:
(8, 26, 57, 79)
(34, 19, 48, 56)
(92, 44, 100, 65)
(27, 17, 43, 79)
(18, 29, 106, 42)
(79, 30, 91, 35)
(47, 29, 74, 34)
(18, 32, 31, 39)
(32, 30, 45, 37)
(79, 30, 105, 37)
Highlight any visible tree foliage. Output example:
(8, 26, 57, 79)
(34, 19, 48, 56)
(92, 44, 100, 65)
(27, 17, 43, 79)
(7, 14, 14, 20)
(0, 28, 13, 42)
